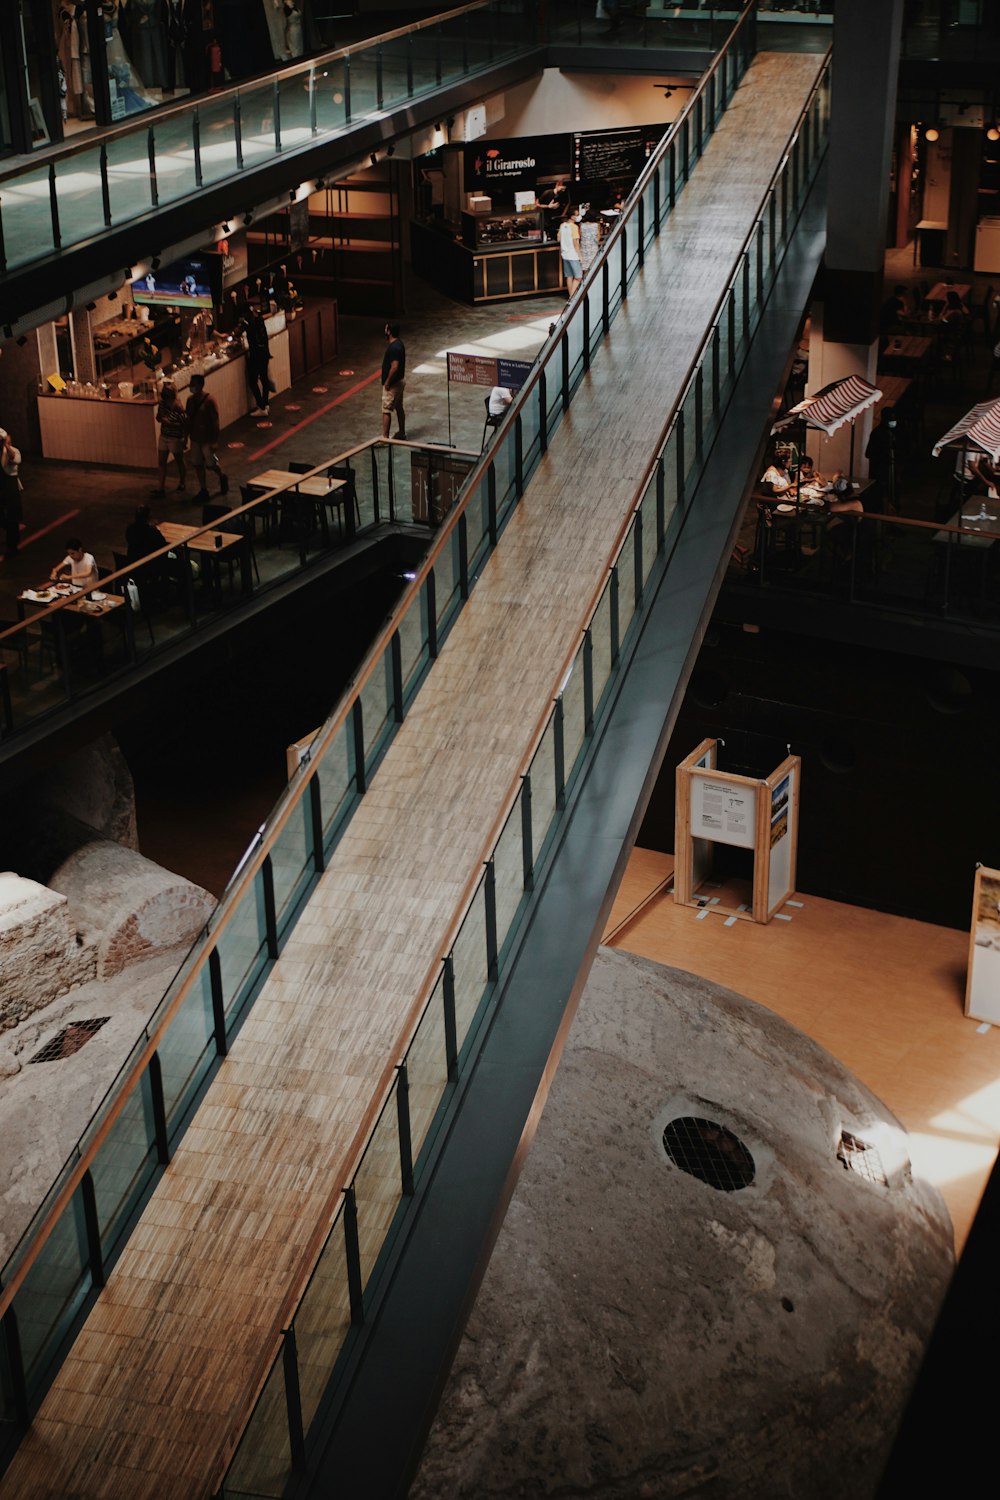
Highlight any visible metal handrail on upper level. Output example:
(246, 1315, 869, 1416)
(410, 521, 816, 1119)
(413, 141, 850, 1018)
(0, 0, 540, 280)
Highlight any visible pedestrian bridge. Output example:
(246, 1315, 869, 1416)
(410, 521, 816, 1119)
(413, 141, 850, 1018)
(0, 19, 829, 1498)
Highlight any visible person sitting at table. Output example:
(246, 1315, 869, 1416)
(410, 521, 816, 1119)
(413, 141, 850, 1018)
(760, 454, 794, 495)
(125, 504, 167, 564)
(51, 537, 99, 592)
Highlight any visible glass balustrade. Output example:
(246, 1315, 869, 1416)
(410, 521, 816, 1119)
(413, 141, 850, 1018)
(2, 21, 833, 1486)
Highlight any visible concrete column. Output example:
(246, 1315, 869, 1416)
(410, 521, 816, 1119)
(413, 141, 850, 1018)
(70, 307, 97, 385)
(812, 0, 904, 475)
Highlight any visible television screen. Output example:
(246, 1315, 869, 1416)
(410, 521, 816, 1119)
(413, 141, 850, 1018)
(131, 254, 219, 309)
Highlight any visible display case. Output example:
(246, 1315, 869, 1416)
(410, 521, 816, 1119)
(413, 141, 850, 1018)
(461, 209, 545, 250)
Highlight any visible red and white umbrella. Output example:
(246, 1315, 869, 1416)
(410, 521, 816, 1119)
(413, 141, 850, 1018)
(932, 396, 1000, 462)
(771, 375, 883, 437)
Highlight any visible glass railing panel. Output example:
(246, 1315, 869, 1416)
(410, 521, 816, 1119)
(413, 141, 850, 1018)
(586, 275, 604, 361)
(433, 529, 461, 634)
(617, 519, 637, 633)
(212, 872, 269, 1018)
(359, 652, 393, 771)
(238, 80, 282, 168)
(156, 968, 215, 1134)
(465, 471, 489, 573)
(519, 389, 542, 478)
(2, 163, 57, 268)
(546, 361, 563, 439)
(397, 584, 428, 705)
(293, 1207, 351, 1432)
(224, 1343, 292, 1500)
(345, 51, 379, 119)
(492, 794, 526, 959)
(103, 131, 156, 229)
(380, 36, 413, 110)
(314, 720, 355, 843)
(269, 795, 314, 938)
(191, 93, 241, 188)
(311, 60, 349, 135)
(565, 308, 585, 392)
(680, 379, 700, 481)
(590, 576, 613, 715)
(13, 1185, 89, 1390)
(90, 1068, 158, 1258)
(606, 241, 624, 322)
(492, 425, 517, 524)
(529, 711, 558, 869)
(560, 646, 586, 782)
(410, 29, 442, 95)
(436, 14, 472, 87)
(450, 879, 488, 1054)
(640, 468, 660, 590)
(276, 70, 315, 150)
(405, 976, 450, 1170)
(353, 1089, 402, 1290)
(641, 178, 657, 252)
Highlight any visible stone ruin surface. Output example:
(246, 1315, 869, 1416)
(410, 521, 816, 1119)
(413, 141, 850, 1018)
(411, 949, 954, 1500)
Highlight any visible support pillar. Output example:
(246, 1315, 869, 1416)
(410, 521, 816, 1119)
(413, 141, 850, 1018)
(813, 0, 904, 476)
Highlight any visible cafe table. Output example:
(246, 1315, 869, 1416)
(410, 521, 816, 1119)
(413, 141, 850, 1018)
(248, 467, 350, 541)
(156, 520, 250, 597)
(879, 334, 933, 366)
(926, 281, 971, 309)
(17, 582, 126, 678)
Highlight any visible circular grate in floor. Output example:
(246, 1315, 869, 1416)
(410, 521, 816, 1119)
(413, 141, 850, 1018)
(662, 1116, 755, 1192)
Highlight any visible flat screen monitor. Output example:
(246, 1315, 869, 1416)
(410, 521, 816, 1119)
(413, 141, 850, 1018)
(131, 254, 219, 309)
(514, 190, 536, 212)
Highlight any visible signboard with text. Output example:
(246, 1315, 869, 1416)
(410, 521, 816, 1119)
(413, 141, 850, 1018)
(447, 354, 533, 390)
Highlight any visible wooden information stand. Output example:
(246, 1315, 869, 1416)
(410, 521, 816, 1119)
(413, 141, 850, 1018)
(674, 738, 801, 924)
(965, 864, 1000, 1023)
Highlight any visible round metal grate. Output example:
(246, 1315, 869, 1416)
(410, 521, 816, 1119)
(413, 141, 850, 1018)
(662, 1116, 755, 1192)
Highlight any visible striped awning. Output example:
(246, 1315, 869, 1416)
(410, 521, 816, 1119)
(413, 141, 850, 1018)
(771, 375, 883, 436)
(932, 397, 1000, 462)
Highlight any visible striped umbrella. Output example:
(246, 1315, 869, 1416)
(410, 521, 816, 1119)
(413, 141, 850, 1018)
(771, 375, 884, 438)
(932, 397, 1000, 461)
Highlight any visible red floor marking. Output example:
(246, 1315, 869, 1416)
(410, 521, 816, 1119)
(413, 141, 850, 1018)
(17, 508, 81, 550)
(249, 371, 381, 461)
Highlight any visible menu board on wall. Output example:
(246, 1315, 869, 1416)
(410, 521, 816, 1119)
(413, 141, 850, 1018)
(691, 776, 756, 849)
(572, 126, 667, 187)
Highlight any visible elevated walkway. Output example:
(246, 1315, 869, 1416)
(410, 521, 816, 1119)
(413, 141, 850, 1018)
(0, 39, 828, 1500)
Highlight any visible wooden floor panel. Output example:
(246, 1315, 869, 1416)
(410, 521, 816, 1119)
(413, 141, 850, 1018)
(604, 852, 1000, 1254)
(3, 52, 826, 1500)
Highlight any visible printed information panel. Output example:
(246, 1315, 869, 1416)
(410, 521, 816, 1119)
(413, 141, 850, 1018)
(691, 775, 756, 849)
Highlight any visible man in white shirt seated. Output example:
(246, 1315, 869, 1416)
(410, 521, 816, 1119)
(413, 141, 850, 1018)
(488, 385, 513, 418)
(51, 537, 100, 592)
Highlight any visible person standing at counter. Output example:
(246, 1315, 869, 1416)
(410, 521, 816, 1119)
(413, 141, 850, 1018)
(242, 310, 273, 415)
(153, 382, 188, 496)
(186, 374, 229, 503)
(0, 428, 24, 559)
(559, 207, 583, 298)
(381, 322, 406, 440)
(578, 209, 601, 275)
(51, 539, 99, 592)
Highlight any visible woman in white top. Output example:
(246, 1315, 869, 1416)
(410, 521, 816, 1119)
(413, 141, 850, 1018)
(558, 207, 583, 297)
(51, 538, 100, 592)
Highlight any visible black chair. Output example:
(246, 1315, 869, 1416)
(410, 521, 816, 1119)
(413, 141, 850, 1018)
(288, 460, 316, 475)
(202, 503, 258, 586)
(241, 482, 279, 545)
(325, 463, 360, 533)
(482, 395, 503, 450)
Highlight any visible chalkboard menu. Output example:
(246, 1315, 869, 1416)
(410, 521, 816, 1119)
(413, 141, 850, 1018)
(572, 126, 667, 188)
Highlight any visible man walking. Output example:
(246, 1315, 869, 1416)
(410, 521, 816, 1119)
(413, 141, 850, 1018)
(186, 374, 228, 503)
(381, 321, 406, 439)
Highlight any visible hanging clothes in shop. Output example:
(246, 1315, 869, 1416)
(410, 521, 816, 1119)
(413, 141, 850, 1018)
(103, 1, 157, 115)
(180, 0, 209, 92)
(56, 2, 86, 118)
(162, 0, 188, 92)
(214, 0, 276, 79)
(128, 0, 170, 90)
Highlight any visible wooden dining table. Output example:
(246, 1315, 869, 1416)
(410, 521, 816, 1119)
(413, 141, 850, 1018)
(880, 334, 933, 364)
(248, 467, 346, 500)
(926, 280, 971, 307)
(156, 520, 250, 597)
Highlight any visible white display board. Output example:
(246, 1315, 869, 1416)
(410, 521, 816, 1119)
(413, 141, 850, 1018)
(767, 770, 793, 912)
(966, 866, 1000, 1024)
(690, 775, 757, 849)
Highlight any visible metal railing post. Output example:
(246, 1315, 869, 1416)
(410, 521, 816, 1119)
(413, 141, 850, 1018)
(352, 699, 366, 794)
(309, 777, 324, 873)
(484, 859, 498, 982)
(396, 1063, 414, 1195)
(147, 1053, 170, 1164)
(520, 773, 534, 891)
(342, 1186, 364, 1324)
(261, 856, 278, 959)
(209, 948, 227, 1056)
(282, 1328, 307, 1471)
(442, 955, 458, 1079)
